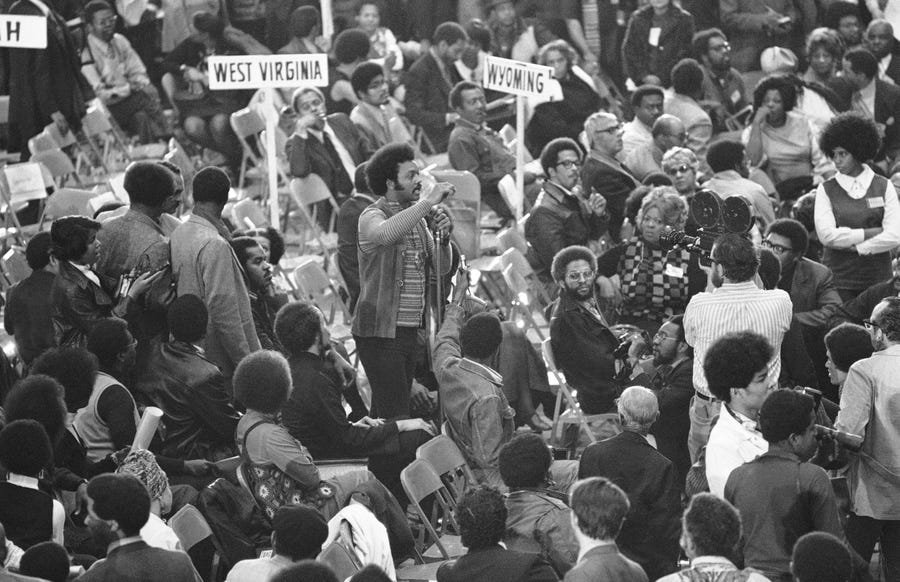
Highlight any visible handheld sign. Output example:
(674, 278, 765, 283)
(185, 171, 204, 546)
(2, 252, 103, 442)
(483, 56, 553, 220)
(0, 15, 47, 48)
(208, 54, 328, 226)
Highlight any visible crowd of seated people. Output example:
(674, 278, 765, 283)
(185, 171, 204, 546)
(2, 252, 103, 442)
(0, 0, 899, 581)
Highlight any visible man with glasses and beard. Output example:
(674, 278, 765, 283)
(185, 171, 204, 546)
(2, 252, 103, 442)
(693, 28, 749, 133)
(548, 245, 618, 415)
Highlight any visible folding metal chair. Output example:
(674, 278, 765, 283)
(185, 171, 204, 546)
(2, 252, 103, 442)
(31, 150, 82, 188)
(230, 108, 267, 190)
(415, 435, 476, 504)
(400, 459, 464, 563)
(168, 504, 222, 582)
(27, 131, 61, 156)
(82, 103, 133, 172)
(541, 338, 600, 452)
(288, 175, 340, 257)
(292, 258, 352, 343)
(231, 197, 270, 230)
(496, 227, 528, 255)
(499, 247, 553, 310)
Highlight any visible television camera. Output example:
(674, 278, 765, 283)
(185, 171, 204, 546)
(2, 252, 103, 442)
(658, 189, 754, 265)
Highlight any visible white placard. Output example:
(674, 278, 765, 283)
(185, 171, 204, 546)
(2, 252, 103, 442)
(0, 15, 47, 49)
(483, 55, 553, 98)
(207, 54, 329, 90)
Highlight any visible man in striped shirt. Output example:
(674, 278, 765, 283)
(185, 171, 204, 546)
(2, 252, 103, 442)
(683, 233, 792, 462)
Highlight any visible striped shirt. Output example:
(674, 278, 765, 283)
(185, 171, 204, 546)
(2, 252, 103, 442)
(684, 281, 792, 397)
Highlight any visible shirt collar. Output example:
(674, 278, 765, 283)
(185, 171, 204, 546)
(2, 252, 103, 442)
(88, 33, 112, 53)
(354, 193, 377, 204)
(835, 163, 874, 194)
(7, 473, 39, 490)
(459, 358, 503, 383)
(545, 180, 575, 199)
(859, 77, 877, 100)
(454, 116, 483, 131)
(712, 169, 743, 180)
(108, 536, 144, 553)
(690, 556, 738, 568)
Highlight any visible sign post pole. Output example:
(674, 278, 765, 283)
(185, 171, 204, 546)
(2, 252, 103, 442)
(320, 0, 333, 40)
(207, 54, 328, 227)
(483, 55, 553, 223)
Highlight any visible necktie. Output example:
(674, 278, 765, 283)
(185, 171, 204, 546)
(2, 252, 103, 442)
(852, 91, 873, 119)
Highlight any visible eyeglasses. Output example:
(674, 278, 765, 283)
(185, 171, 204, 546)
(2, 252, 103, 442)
(596, 124, 623, 134)
(565, 270, 595, 282)
(709, 41, 732, 52)
(665, 164, 691, 176)
(863, 319, 880, 331)
(557, 159, 582, 169)
(653, 332, 678, 342)
(761, 239, 794, 254)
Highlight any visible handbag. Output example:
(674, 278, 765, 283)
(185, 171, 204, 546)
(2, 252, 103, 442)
(318, 521, 363, 579)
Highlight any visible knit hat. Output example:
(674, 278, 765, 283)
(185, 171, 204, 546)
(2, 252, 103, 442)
(272, 506, 328, 560)
(117, 449, 169, 501)
(760, 47, 798, 74)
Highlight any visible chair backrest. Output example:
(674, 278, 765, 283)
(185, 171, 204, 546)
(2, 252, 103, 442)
(230, 108, 267, 141)
(500, 247, 551, 309)
(31, 150, 77, 183)
(0, 247, 31, 290)
(169, 504, 214, 552)
(2, 162, 49, 204)
(292, 259, 351, 325)
(431, 170, 480, 208)
(27, 131, 60, 156)
(497, 228, 528, 255)
(290, 174, 336, 207)
(232, 197, 269, 230)
(498, 174, 522, 218)
(400, 459, 460, 559)
(416, 435, 475, 503)
(0, 96, 9, 125)
(82, 105, 114, 137)
(44, 188, 98, 220)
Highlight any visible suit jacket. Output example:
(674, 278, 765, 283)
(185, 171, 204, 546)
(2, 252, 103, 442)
(787, 258, 841, 328)
(170, 214, 260, 380)
(563, 544, 648, 582)
(437, 545, 559, 582)
(286, 114, 369, 201)
(336, 193, 376, 313)
(77, 540, 201, 582)
(883, 48, 900, 86)
(581, 155, 639, 241)
(404, 51, 462, 153)
(578, 431, 681, 581)
(827, 77, 900, 163)
(7, 0, 91, 156)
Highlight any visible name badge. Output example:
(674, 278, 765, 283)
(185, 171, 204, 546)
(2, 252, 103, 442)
(868, 196, 886, 208)
(730, 90, 741, 104)
(664, 264, 685, 278)
(648, 27, 661, 47)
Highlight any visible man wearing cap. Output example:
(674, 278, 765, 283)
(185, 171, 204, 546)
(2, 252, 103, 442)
(581, 112, 637, 243)
(226, 505, 328, 582)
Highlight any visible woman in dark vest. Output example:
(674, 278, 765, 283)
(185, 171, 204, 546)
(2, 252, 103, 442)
(815, 112, 900, 301)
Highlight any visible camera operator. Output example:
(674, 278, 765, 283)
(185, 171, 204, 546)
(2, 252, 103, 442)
(683, 233, 792, 462)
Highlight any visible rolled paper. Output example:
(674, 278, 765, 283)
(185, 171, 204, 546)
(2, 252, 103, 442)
(132, 407, 163, 450)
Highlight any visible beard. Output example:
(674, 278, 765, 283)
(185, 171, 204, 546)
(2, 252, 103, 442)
(564, 282, 593, 302)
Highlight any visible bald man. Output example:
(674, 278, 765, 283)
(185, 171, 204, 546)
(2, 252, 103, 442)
(581, 112, 640, 242)
(865, 19, 900, 85)
(577, 386, 682, 581)
(624, 114, 686, 182)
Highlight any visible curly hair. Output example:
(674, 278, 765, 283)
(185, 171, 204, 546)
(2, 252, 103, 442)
(766, 218, 809, 256)
(539, 137, 582, 177)
(569, 477, 630, 541)
(682, 493, 743, 558)
(691, 28, 727, 60)
(661, 146, 699, 173)
(758, 389, 814, 443)
(752, 74, 798, 114)
(29, 347, 98, 412)
(703, 332, 774, 401)
(456, 486, 507, 550)
(24, 231, 52, 271)
(498, 433, 552, 489)
(551, 245, 597, 284)
(235, 226, 287, 265)
(365, 143, 415, 196)
(806, 27, 845, 63)
(234, 350, 292, 413)
(819, 111, 881, 162)
(333, 28, 370, 64)
(636, 186, 688, 233)
(712, 233, 759, 282)
(87, 474, 150, 536)
(824, 323, 874, 372)
(275, 301, 323, 357)
(0, 419, 53, 476)
(4, 375, 67, 445)
(792, 532, 853, 582)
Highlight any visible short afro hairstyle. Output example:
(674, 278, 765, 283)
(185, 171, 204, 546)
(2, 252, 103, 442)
(672, 58, 704, 96)
(334, 28, 370, 64)
(465, 19, 491, 52)
(4, 374, 67, 445)
(539, 137, 582, 177)
(354, 162, 371, 195)
(83, 0, 113, 23)
(819, 111, 881, 162)
(193, 11, 225, 37)
(758, 389, 815, 443)
(351, 61, 385, 97)
(766, 218, 809, 256)
(365, 143, 416, 196)
(167, 294, 208, 344)
(791, 532, 853, 582)
(824, 323, 873, 373)
(234, 350, 292, 413)
(498, 432, 552, 488)
(460, 312, 502, 359)
(234, 227, 287, 265)
(625, 186, 653, 224)
(823, 1, 860, 31)
(86, 318, 131, 370)
(123, 161, 176, 208)
(456, 486, 507, 550)
(350, 565, 393, 582)
(192, 166, 231, 206)
(874, 296, 900, 342)
(630, 84, 664, 110)
(289, 5, 319, 38)
(271, 561, 339, 582)
(231, 236, 263, 273)
(756, 247, 781, 290)
(692, 27, 727, 60)
(30, 347, 98, 412)
(706, 140, 745, 174)
(50, 216, 101, 262)
(24, 231, 52, 270)
(752, 74, 798, 113)
(0, 419, 53, 476)
(432, 21, 467, 46)
(551, 245, 597, 285)
(20, 542, 70, 582)
(275, 301, 323, 357)
(682, 493, 742, 558)
(272, 505, 328, 560)
(86, 473, 151, 536)
(712, 233, 759, 283)
(703, 331, 774, 401)
(449, 80, 483, 110)
(843, 46, 878, 79)
(569, 477, 629, 541)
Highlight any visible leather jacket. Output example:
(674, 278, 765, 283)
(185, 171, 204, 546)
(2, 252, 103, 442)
(50, 261, 115, 348)
(142, 340, 239, 460)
